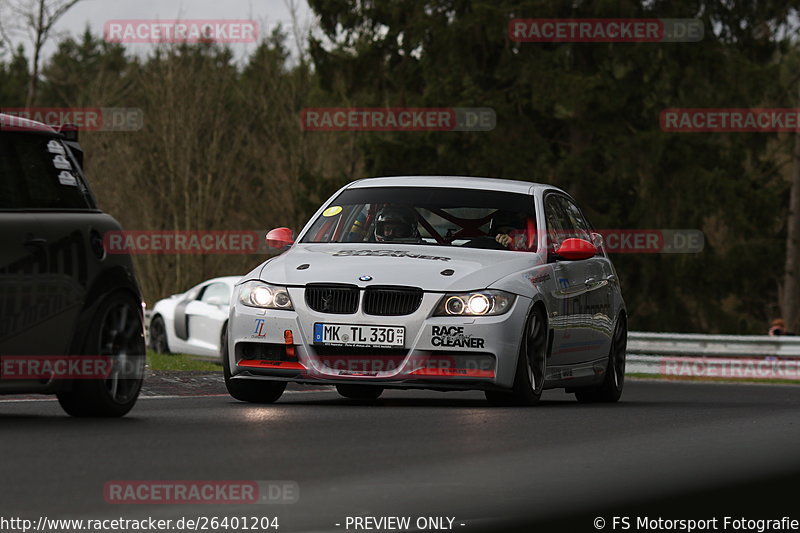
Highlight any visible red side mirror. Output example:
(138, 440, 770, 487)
(265, 227, 294, 251)
(554, 238, 597, 261)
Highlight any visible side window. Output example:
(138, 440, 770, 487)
(0, 133, 93, 210)
(0, 136, 29, 208)
(182, 286, 201, 302)
(200, 283, 231, 306)
(559, 196, 593, 241)
(544, 194, 572, 248)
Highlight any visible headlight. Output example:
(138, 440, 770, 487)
(434, 290, 515, 316)
(239, 281, 294, 310)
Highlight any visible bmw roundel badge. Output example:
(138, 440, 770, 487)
(359, 275, 373, 282)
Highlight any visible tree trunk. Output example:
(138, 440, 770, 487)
(24, 0, 46, 108)
(782, 109, 800, 333)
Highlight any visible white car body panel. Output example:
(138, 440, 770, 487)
(150, 276, 241, 359)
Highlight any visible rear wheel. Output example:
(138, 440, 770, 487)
(575, 315, 627, 403)
(222, 325, 286, 403)
(57, 292, 145, 417)
(336, 384, 384, 400)
(485, 306, 547, 406)
(149, 315, 170, 354)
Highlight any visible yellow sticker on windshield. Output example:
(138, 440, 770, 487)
(323, 206, 342, 217)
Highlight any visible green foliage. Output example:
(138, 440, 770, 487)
(0, 45, 29, 105)
(305, 0, 800, 333)
(2, 0, 799, 333)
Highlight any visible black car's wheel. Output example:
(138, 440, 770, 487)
(57, 292, 145, 417)
(149, 315, 170, 354)
(222, 327, 286, 403)
(485, 305, 548, 406)
(575, 315, 627, 403)
(336, 384, 384, 400)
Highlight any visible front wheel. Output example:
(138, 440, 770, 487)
(575, 315, 627, 403)
(336, 384, 384, 400)
(57, 291, 145, 417)
(222, 327, 286, 403)
(485, 306, 547, 406)
(148, 315, 170, 354)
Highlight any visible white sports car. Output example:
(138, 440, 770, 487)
(148, 276, 241, 359)
(225, 176, 627, 405)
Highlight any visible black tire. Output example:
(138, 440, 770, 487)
(56, 291, 145, 417)
(485, 305, 547, 406)
(222, 325, 286, 403)
(336, 384, 384, 400)
(575, 315, 627, 403)
(219, 320, 228, 363)
(149, 315, 170, 354)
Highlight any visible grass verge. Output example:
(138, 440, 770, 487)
(627, 372, 800, 385)
(146, 350, 221, 372)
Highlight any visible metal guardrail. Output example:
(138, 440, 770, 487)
(628, 331, 800, 358)
(627, 332, 800, 379)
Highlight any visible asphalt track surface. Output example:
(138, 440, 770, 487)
(2, 378, 800, 532)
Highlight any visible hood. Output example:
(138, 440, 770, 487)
(258, 243, 543, 292)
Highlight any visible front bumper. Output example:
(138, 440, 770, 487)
(228, 287, 531, 391)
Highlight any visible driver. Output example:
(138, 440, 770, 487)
(491, 211, 529, 250)
(374, 206, 420, 242)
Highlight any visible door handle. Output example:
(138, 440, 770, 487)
(584, 277, 597, 287)
(605, 274, 617, 284)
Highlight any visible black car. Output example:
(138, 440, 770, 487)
(0, 113, 145, 416)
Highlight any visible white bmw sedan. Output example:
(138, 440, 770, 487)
(149, 276, 241, 360)
(225, 176, 627, 405)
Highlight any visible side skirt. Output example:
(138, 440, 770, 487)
(544, 357, 608, 390)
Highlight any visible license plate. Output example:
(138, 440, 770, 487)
(313, 323, 405, 348)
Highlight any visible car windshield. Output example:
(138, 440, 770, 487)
(301, 186, 537, 251)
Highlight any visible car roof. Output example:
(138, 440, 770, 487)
(0, 113, 59, 135)
(347, 175, 565, 195)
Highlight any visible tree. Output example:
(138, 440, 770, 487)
(0, 44, 29, 104)
(0, 0, 81, 106)
(37, 28, 132, 106)
(784, 120, 800, 332)
(779, 51, 800, 333)
(306, 0, 800, 333)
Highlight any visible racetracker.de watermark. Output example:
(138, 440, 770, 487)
(310, 354, 493, 374)
(661, 108, 800, 132)
(0, 107, 143, 132)
(104, 481, 298, 504)
(509, 18, 703, 43)
(0, 356, 142, 380)
(300, 107, 496, 132)
(528, 229, 704, 253)
(592, 229, 703, 253)
(661, 357, 800, 380)
(103, 229, 703, 254)
(104, 19, 259, 43)
(104, 231, 261, 254)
